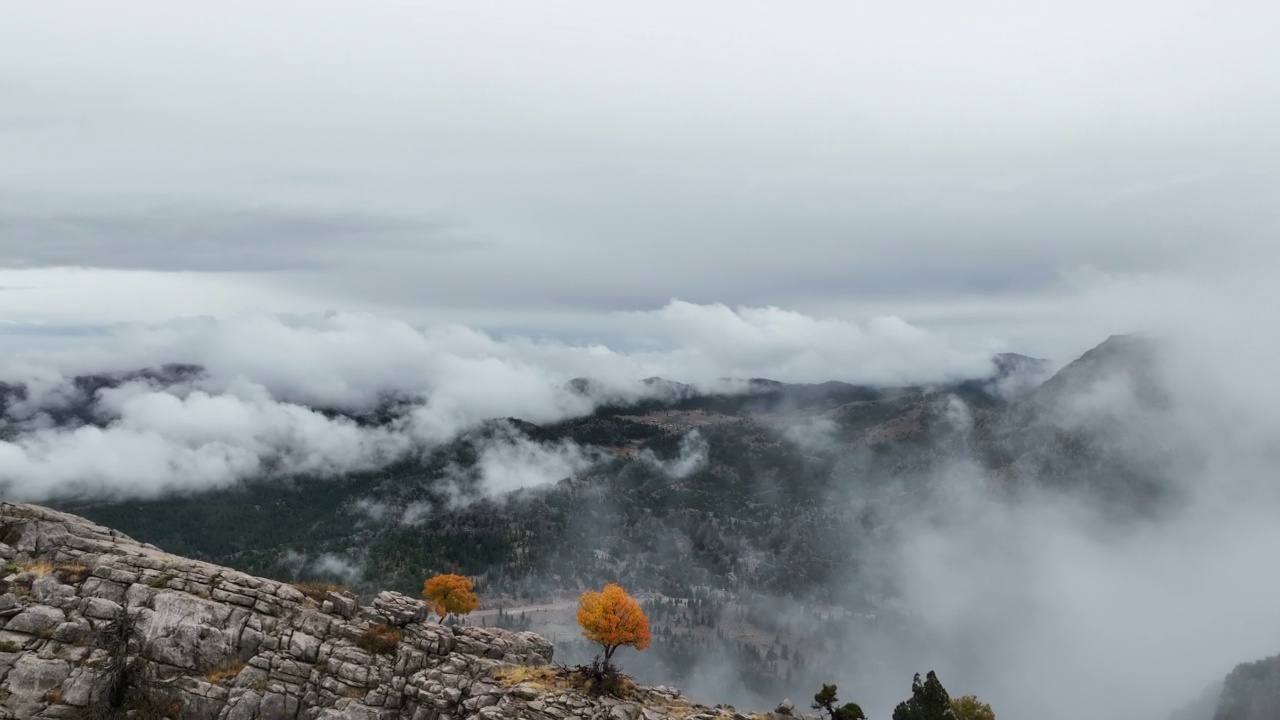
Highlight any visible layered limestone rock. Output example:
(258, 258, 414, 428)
(0, 502, 760, 720)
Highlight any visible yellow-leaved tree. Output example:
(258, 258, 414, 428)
(422, 574, 480, 623)
(950, 695, 995, 720)
(576, 583, 651, 670)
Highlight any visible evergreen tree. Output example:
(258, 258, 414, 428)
(892, 672, 956, 720)
(812, 683, 867, 720)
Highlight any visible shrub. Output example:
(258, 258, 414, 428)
(493, 665, 559, 691)
(356, 624, 402, 655)
(21, 560, 55, 577)
(294, 581, 348, 602)
(55, 563, 91, 584)
(203, 662, 246, 685)
(146, 573, 176, 589)
(571, 656, 637, 698)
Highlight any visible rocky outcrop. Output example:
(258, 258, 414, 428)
(1212, 654, 1280, 720)
(0, 502, 755, 720)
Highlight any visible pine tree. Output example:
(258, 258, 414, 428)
(892, 671, 956, 720)
(811, 683, 866, 720)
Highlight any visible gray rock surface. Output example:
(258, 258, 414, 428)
(0, 502, 759, 720)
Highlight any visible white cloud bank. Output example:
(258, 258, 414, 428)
(0, 300, 997, 501)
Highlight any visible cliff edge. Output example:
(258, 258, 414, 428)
(0, 502, 763, 720)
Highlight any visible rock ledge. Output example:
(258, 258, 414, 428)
(0, 502, 755, 720)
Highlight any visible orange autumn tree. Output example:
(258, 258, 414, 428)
(421, 574, 480, 623)
(576, 583, 651, 669)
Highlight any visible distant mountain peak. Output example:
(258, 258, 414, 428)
(1030, 333, 1160, 403)
(990, 352, 1053, 380)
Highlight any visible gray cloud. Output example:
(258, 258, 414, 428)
(638, 430, 709, 479)
(0, 115, 65, 133)
(441, 425, 606, 501)
(0, 2, 1276, 334)
(0, 199, 473, 273)
(279, 550, 366, 584)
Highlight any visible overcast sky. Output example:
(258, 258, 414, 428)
(3, 0, 1279, 360)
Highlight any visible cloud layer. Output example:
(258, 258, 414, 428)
(0, 199, 465, 272)
(3, 2, 1278, 342)
(0, 301, 995, 500)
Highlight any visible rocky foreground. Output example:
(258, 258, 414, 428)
(0, 502, 784, 720)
